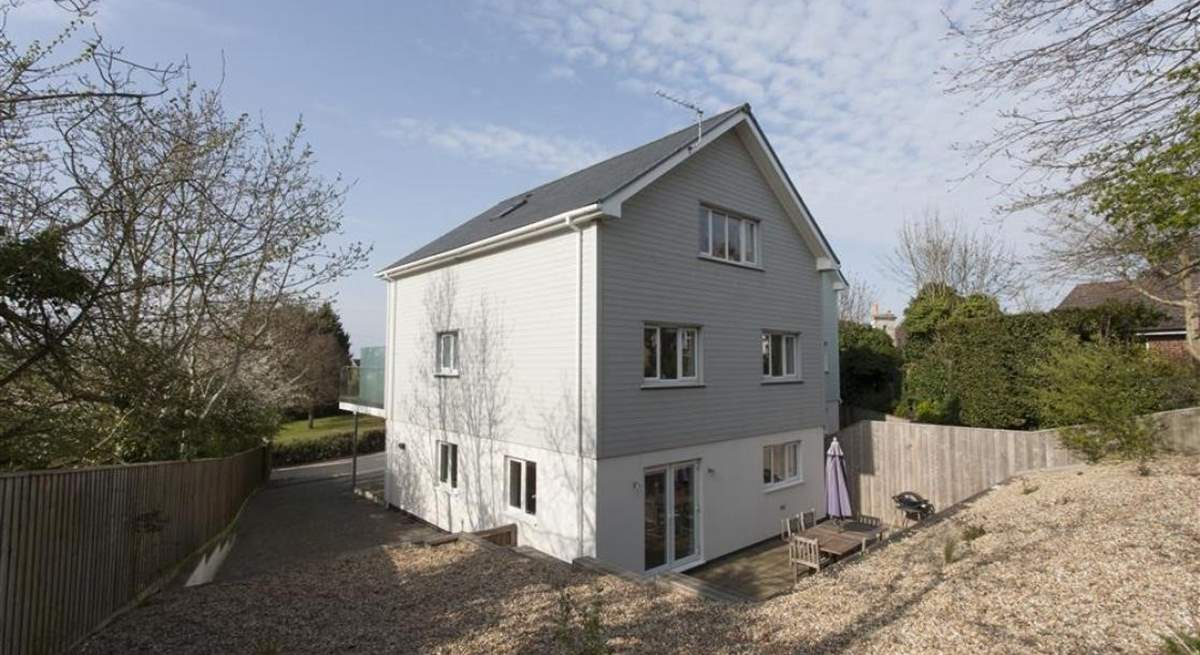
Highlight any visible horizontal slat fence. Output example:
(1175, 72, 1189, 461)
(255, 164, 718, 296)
(0, 447, 267, 655)
(836, 407, 1200, 527)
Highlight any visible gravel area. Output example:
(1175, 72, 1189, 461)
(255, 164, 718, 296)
(79, 457, 1200, 654)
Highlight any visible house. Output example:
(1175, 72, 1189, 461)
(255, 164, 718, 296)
(1057, 280, 1190, 361)
(869, 303, 898, 343)
(375, 104, 846, 573)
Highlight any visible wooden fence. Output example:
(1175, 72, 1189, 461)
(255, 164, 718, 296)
(835, 407, 1200, 527)
(0, 446, 268, 655)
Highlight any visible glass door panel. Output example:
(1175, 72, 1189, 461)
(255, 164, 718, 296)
(643, 469, 668, 570)
(673, 464, 696, 561)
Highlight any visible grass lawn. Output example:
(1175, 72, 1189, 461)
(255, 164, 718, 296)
(275, 414, 385, 446)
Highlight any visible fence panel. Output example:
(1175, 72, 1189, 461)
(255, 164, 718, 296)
(837, 407, 1200, 527)
(0, 447, 266, 655)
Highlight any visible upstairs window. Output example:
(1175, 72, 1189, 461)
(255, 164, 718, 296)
(762, 331, 800, 380)
(438, 441, 458, 488)
(506, 457, 537, 515)
(699, 206, 759, 265)
(643, 325, 700, 385)
(436, 331, 459, 376)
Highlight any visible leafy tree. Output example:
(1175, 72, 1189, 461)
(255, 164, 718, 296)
(838, 321, 901, 413)
(900, 283, 964, 359)
(275, 302, 353, 427)
(1034, 336, 1198, 462)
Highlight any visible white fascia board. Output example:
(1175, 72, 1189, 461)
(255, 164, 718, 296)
(733, 120, 841, 271)
(376, 203, 604, 280)
(601, 108, 842, 277)
(600, 111, 748, 218)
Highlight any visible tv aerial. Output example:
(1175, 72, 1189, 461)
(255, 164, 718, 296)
(655, 90, 704, 144)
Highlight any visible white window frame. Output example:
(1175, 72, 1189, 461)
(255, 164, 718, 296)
(642, 324, 701, 387)
(505, 457, 537, 516)
(436, 330, 459, 377)
(763, 440, 803, 488)
(762, 331, 801, 381)
(699, 206, 760, 267)
(437, 441, 458, 489)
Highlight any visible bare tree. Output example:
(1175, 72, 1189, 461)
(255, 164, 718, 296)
(838, 275, 879, 324)
(949, 0, 1200, 207)
(1, 4, 368, 466)
(884, 209, 1026, 300)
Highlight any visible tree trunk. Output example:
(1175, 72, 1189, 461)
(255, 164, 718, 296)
(307, 402, 314, 429)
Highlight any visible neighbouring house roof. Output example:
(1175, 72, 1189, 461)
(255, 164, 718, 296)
(378, 104, 841, 279)
(1056, 280, 1186, 332)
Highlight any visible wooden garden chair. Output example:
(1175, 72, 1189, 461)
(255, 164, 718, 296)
(779, 508, 816, 542)
(789, 535, 822, 582)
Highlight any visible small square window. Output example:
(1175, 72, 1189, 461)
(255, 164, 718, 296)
(643, 325, 700, 385)
(763, 441, 802, 486)
(762, 331, 801, 381)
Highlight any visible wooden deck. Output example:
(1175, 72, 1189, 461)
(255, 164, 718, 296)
(688, 520, 885, 602)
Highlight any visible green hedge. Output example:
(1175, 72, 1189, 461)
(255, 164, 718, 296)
(271, 428, 386, 467)
(898, 303, 1172, 430)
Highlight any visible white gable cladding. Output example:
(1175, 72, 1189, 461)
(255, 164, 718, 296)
(383, 227, 598, 559)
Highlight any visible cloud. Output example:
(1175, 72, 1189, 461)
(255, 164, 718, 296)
(380, 117, 611, 176)
(476, 0, 1051, 309)
(546, 64, 577, 80)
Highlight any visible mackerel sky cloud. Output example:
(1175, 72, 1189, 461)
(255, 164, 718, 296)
(9, 0, 1039, 348)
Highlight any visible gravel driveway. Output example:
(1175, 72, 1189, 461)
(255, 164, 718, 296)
(79, 456, 1200, 654)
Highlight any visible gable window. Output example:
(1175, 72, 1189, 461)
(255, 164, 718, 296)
(506, 457, 537, 515)
(762, 331, 800, 380)
(643, 325, 700, 385)
(699, 206, 759, 266)
(763, 441, 802, 486)
(436, 331, 459, 376)
(437, 441, 458, 488)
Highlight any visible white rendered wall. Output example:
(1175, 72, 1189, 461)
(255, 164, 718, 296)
(594, 427, 825, 572)
(382, 226, 598, 561)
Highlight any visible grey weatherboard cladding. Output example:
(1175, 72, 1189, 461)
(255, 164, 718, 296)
(382, 106, 747, 271)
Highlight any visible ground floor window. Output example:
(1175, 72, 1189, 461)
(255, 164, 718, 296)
(763, 441, 801, 486)
(438, 441, 458, 488)
(506, 457, 537, 515)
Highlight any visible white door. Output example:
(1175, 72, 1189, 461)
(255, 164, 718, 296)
(643, 461, 700, 572)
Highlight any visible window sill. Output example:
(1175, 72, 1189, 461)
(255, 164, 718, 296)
(763, 479, 805, 494)
(437, 485, 460, 496)
(504, 507, 538, 525)
(762, 378, 803, 385)
(697, 254, 764, 271)
(434, 372, 460, 379)
(641, 381, 705, 390)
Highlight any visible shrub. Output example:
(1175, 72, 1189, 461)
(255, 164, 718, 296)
(270, 429, 385, 466)
(942, 536, 960, 564)
(553, 587, 610, 655)
(839, 321, 902, 413)
(1160, 625, 1200, 655)
(1034, 336, 1198, 462)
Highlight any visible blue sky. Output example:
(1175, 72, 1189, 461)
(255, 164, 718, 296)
(12, 0, 1042, 353)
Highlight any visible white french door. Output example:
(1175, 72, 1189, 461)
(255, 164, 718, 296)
(643, 460, 701, 572)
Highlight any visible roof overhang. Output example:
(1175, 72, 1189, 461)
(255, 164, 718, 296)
(602, 108, 842, 278)
(376, 204, 605, 280)
(378, 105, 842, 281)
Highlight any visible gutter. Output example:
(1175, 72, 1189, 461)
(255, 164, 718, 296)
(377, 204, 604, 280)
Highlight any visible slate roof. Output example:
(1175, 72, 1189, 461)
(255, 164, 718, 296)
(1056, 280, 1185, 331)
(382, 105, 748, 272)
